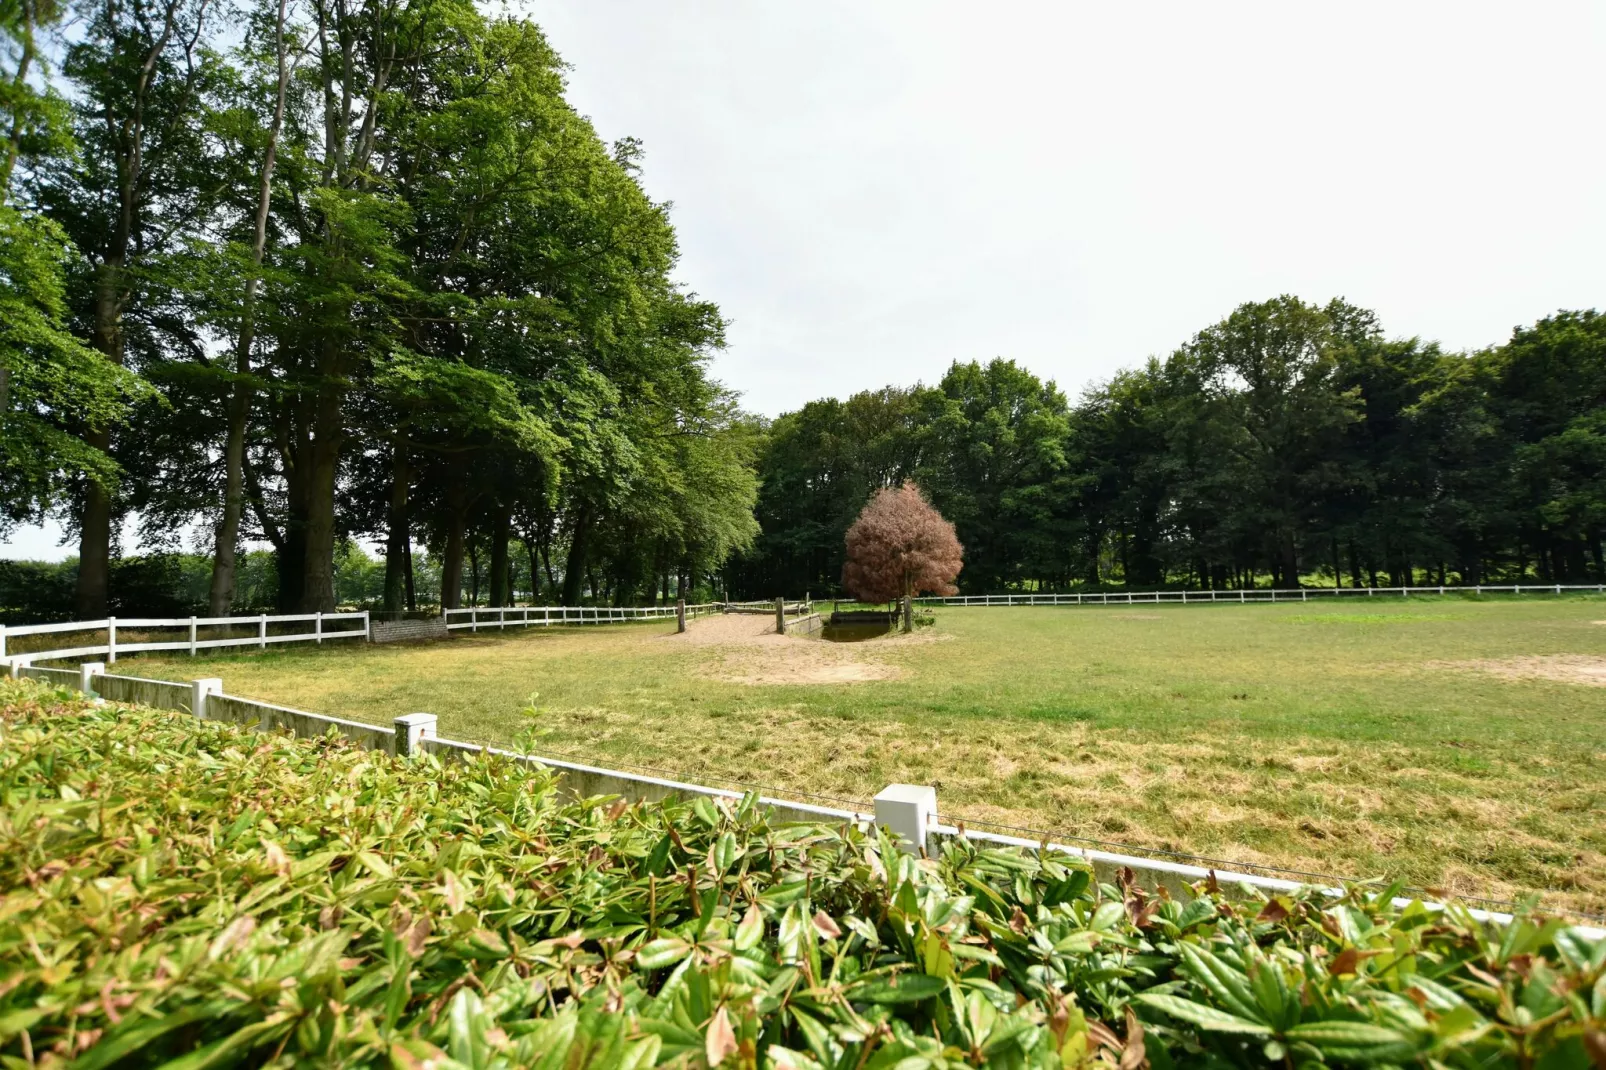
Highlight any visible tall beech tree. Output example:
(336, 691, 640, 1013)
(32, 0, 219, 615)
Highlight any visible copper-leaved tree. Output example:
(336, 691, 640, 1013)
(842, 484, 963, 618)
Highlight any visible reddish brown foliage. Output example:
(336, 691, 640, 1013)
(841, 483, 963, 603)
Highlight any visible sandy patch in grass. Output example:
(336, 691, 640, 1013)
(665, 612, 900, 685)
(1435, 655, 1606, 687)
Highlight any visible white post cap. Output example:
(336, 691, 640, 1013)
(79, 661, 106, 696)
(874, 783, 938, 852)
(394, 712, 438, 756)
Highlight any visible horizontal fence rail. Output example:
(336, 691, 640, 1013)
(443, 603, 720, 632)
(920, 584, 1606, 607)
(9, 660, 1597, 933)
(0, 611, 369, 665)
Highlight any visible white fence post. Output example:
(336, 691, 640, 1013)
(79, 661, 105, 696)
(190, 677, 222, 719)
(0, 623, 6, 661)
(393, 712, 438, 756)
(258, 613, 267, 650)
(874, 784, 938, 852)
(362, 611, 370, 641)
(107, 617, 117, 664)
(316, 612, 323, 645)
(188, 616, 197, 656)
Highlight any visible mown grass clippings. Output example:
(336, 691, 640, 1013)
(2, 677, 1605, 1068)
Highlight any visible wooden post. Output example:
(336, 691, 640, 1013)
(188, 616, 197, 655)
(676, 598, 687, 633)
(258, 613, 267, 650)
(107, 617, 117, 664)
(315, 611, 323, 644)
(902, 595, 913, 633)
(775, 597, 786, 634)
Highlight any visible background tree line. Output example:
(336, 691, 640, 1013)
(729, 298, 1606, 598)
(0, 0, 758, 620)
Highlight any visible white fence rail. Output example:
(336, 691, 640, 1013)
(443, 603, 720, 632)
(921, 584, 1606, 607)
(725, 599, 812, 616)
(0, 611, 369, 665)
(9, 660, 1592, 932)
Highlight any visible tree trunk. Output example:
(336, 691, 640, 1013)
(75, 427, 114, 618)
(75, 268, 124, 618)
(403, 534, 415, 610)
(277, 423, 309, 612)
(526, 541, 541, 603)
(441, 491, 465, 610)
(1279, 531, 1299, 589)
(468, 538, 480, 606)
(298, 370, 342, 612)
(561, 504, 592, 606)
(208, 0, 287, 616)
(488, 503, 511, 607)
(383, 446, 409, 612)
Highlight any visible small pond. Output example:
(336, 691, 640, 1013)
(820, 621, 892, 643)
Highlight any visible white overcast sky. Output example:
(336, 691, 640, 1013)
(529, 0, 1604, 416)
(5, 1, 1602, 559)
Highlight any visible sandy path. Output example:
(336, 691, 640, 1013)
(661, 611, 901, 684)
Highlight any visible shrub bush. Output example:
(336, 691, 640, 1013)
(0, 678, 1602, 1068)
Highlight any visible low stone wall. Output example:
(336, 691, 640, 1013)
(18, 665, 77, 687)
(370, 617, 449, 644)
(96, 673, 192, 712)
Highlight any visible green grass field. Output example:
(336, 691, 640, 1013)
(121, 597, 1606, 915)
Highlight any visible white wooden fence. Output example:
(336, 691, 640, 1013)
(443, 603, 720, 632)
(921, 583, 1606, 607)
(0, 611, 369, 666)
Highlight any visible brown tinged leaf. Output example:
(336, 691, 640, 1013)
(1256, 898, 1290, 925)
(1088, 1019, 1121, 1051)
(263, 838, 290, 876)
(405, 917, 431, 958)
(705, 1005, 737, 1067)
(1581, 1030, 1606, 1069)
(1330, 947, 1360, 976)
(811, 911, 842, 940)
(1121, 1006, 1148, 1070)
